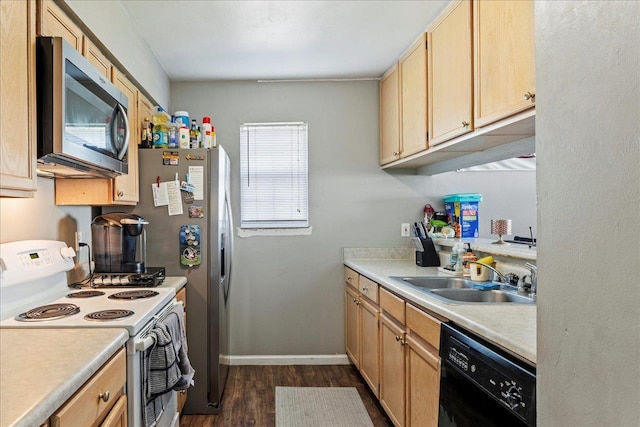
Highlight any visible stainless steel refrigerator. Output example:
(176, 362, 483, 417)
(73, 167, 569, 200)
(133, 147, 233, 414)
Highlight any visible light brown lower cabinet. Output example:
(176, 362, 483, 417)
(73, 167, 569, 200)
(344, 265, 445, 427)
(49, 347, 126, 426)
(359, 297, 380, 396)
(380, 312, 406, 427)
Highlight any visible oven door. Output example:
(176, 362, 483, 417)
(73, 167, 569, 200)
(128, 300, 182, 427)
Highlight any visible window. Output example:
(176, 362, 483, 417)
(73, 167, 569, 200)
(240, 122, 309, 229)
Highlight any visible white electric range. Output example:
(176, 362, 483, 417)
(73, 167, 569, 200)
(0, 240, 179, 427)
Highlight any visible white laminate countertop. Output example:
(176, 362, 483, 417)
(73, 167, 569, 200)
(344, 258, 536, 365)
(0, 328, 129, 427)
(157, 276, 187, 292)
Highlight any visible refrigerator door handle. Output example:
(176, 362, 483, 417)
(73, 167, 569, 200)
(224, 191, 234, 302)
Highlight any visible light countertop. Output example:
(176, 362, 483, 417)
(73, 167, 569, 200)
(158, 276, 187, 292)
(344, 257, 536, 365)
(0, 328, 129, 427)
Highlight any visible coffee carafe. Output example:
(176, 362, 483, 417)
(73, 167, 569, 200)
(91, 213, 149, 273)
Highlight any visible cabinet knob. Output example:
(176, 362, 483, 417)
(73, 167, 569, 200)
(392, 151, 399, 156)
(524, 91, 535, 101)
(98, 390, 110, 402)
(361, 286, 368, 292)
(395, 335, 401, 341)
(347, 277, 352, 281)
(461, 121, 469, 128)
(117, 190, 124, 197)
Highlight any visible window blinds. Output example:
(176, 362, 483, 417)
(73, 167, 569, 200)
(240, 122, 309, 228)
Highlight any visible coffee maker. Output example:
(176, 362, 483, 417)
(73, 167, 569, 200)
(91, 213, 148, 273)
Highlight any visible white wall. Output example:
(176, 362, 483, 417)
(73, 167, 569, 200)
(65, 0, 171, 106)
(536, 1, 640, 426)
(171, 80, 536, 356)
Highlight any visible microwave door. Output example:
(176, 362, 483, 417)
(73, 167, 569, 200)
(109, 103, 129, 160)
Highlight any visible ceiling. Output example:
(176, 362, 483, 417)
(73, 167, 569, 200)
(119, 0, 450, 81)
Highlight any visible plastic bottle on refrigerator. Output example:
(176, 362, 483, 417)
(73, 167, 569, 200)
(211, 126, 217, 147)
(152, 107, 169, 148)
(179, 125, 190, 149)
(168, 115, 179, 148)
(189, 119, 200, 148)
(201, 117, 212, 148)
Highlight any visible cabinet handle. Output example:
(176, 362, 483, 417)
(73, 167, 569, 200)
(395, 335, 401, 341)
(347, 277, 352, 281)
(524, 91, 535, 101)
(461, 121, 469, 128)
(117, 190, 124, 197)
(392, 151, 399, 156)
(98, 390, 110, 403)
(361, 286, 368, 292)
(355, 300, 360, 306)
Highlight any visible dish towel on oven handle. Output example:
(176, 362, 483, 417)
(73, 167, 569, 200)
(142, 302, 195, 426)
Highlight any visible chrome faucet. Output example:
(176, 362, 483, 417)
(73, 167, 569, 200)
(469, 261, 512, 285)
(520, 263, 537, 298)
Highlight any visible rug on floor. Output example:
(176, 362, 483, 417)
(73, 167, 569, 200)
(275, 386, 374, 427)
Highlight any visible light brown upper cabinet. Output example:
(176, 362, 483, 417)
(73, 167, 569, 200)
(83, 37, 112, 80)
(379, 64, 401, 165)
(474, 0, 535, 127)
(37, 0, 82, 52)
(428, 0, 473, 146)
(399, 33, 428, 158)
(0, 0, 37, 197)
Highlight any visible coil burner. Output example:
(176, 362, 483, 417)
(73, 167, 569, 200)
(85, 309, 135, 321)
(15, 303, 80, 321)
(66, 290, 106, 298)
(108, 290, 159, 300)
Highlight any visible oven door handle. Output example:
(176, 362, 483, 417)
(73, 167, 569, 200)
(135, 335, 155, 352)
(133, 299, 184, 353)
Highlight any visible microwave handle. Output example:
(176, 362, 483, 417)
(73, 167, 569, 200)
(110, 103, 130, 160)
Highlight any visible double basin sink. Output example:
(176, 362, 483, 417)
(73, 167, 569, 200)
(389, 276, 535, 304)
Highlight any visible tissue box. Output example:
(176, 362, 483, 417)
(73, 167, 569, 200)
(443, 193, 482, 238)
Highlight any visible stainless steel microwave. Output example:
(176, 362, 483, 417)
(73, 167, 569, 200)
(37, 37, 129, 178)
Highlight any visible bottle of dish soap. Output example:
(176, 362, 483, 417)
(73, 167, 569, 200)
(462, 243, 478, 276)
(449, 243, 460, 270)
(455, 244, 465, 272)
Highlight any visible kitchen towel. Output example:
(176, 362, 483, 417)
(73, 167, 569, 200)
(275, 386, 374, 427)
(142, 302, 195, 426)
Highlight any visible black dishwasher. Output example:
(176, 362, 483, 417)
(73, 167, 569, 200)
(438, 323, 536, 427)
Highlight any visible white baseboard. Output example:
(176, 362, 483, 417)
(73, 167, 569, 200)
(225, 354, 351, 366)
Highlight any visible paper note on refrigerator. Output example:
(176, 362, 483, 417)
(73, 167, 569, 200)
(189, 166, 204, 200)
(152, 182, 169, 207)
(166, 180, 183, 216)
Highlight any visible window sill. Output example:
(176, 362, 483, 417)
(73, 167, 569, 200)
(236, 227, 313, 238)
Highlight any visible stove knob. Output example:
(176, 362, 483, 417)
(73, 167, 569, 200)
(93, 276, 103, 285)
(505, 386, 522, 410)
(102, 276, 112, 285)
(121, 276, 130, 285)
(111, 276, 121, 285)
(60, 247, 76, 259)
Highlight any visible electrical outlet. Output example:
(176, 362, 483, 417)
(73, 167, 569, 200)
(401, 223, 411, 237)
(75, 231, 83, 252)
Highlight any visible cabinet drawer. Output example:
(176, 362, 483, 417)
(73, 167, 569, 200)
(358, 275, 379, 304)
(380, 287, 405, 324)
(52, 347, 126, 426)
(344, 266, 359, 289)
(406, 303, 443, 350)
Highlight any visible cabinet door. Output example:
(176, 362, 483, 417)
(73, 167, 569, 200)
(112, 70, 139, 204)
(37, 0, 83, 51)
(474, 0, 535, 127)
(0, 0, 37, 197)
(400, 34, 428, 157)
(345, 286, 360, 368)
(379, 64, 401, 165)
(406, 335, 440, 427)
(380, 313, 405, 427)
(83, 37, 112, 80)
(100, 394, 127, 427)
(428, 0, 473, 146)
(138, 92, 154, 148)
(359, 297, 379, 397)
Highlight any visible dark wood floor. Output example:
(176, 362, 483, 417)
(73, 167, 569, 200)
(180, 365, 393, 427)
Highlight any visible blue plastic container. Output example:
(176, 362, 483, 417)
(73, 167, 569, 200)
(443, 193, 482, 238)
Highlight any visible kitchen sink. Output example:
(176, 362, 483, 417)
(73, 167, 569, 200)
(389, 276, 535, 304)
(429, 288, 535, 304)
(390, 276, 476, 289)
